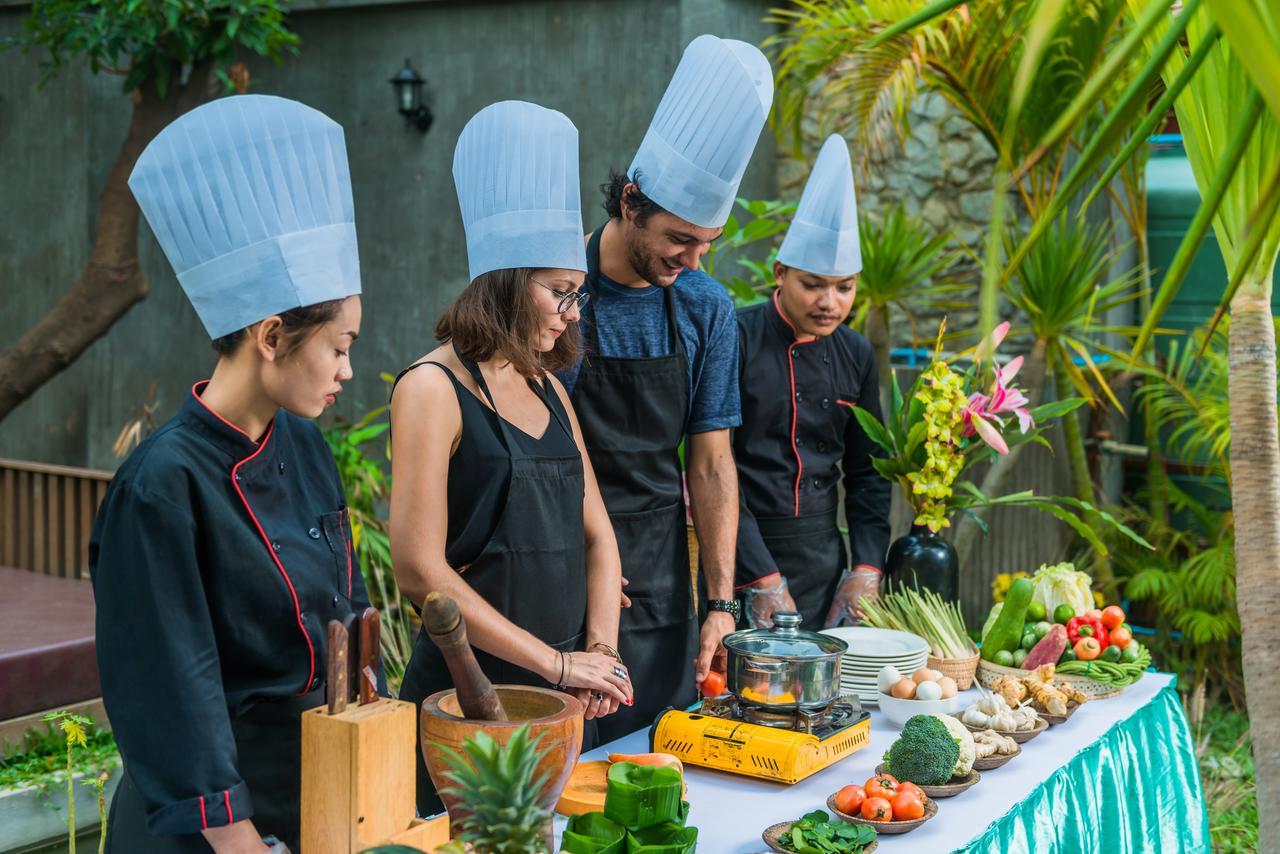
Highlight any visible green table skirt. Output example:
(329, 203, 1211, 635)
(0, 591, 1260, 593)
(959, 685, 1209, 853)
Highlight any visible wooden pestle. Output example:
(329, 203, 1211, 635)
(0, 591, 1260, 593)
(423, 592, 508, 721)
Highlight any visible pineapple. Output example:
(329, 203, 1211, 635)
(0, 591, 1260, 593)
(438, 723, 554, 853)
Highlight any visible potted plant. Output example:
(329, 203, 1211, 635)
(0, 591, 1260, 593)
(850, 321, 1148, 599)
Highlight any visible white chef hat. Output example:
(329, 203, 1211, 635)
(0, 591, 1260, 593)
(628, 34, 774, 229)
(776, 135, 862, 277)
(129, 95, 361, 339)
(453, 100, 587, 283)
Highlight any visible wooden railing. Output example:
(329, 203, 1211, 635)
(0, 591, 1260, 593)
(0, 458, 113, 579)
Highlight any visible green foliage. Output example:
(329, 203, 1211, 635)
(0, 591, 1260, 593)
(438, 724, 553, 853)
(322, 376, 416, 694)
(0, 720, 117, 794)
(1198, 702, 1258, 853)
(8, 0, 299, 95)
(853, 203, 968, 334)
(701, 198, 795, 306)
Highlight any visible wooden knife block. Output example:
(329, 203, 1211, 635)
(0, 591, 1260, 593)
(300, 698, 450, 853)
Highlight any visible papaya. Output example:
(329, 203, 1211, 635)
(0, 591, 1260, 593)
(607, 752, 683, 775)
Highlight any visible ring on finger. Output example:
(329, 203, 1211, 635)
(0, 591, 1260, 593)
(593, 691, 604, 702)
(612, 666, 627, 680)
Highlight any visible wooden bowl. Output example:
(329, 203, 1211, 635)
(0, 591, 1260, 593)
(421, 686, 583, 840)
(826, 793, 939, 834)
(762, 821, 878, 852)
(973, 742, 1021, 770)
(874, 764, 980, 799)
(957, 714, 1049, 744)
(1040, 700, 1081, 726)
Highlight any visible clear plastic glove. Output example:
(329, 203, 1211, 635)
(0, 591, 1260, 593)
(743, 576, 797, 629)
(824, 566, 882, 628)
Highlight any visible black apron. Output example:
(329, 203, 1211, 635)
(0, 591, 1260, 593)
(571, 226, 697, 744)
(106, 690, 323, 853)
(398, 355, 590, 816)
(753, 508, 847, 630)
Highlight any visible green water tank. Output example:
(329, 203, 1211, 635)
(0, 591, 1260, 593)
(1141, 135, 1279, 511)
(1146, 135, 1280, 343)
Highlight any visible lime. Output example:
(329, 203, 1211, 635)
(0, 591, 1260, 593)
(995, 649, 1015, 667)
(1033, 621, 1052, 640)
(1021, 631, 1038, 650)
(1053, 604, 1075, 625)
(1101, 645, 1122, 663)
(1012, 648, 1029, 667)
(1027, 601, 1047, 622)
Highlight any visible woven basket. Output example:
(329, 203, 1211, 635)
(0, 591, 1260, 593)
(976, 659, 1125, 700)
(928, 652, 980, 690)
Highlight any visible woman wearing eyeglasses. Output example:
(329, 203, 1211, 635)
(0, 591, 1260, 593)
(390, 101, 633, 815)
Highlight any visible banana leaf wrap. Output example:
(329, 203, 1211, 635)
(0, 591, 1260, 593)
(626, 823, 699, 853)
(603, 763, 684, 830)
(561, 812, 627, 854)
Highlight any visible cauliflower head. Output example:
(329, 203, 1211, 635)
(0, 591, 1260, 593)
(932, 713, 976, 777)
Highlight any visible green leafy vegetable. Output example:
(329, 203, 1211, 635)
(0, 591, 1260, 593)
(777, 809, 877, 853)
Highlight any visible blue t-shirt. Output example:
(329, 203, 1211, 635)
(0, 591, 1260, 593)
(558, 268, 741, 434)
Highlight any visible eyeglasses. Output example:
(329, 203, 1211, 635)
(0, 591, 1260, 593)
(531, 277, 591, 314)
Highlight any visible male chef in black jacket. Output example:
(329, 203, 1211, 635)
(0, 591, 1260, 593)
(734, 135, 892, 630)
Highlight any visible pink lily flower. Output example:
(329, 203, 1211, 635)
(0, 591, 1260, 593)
(963, 353, 1035, 454)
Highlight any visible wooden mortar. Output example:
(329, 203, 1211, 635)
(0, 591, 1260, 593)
(421, 686, 584, 839)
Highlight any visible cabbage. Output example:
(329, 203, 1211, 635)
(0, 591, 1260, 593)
(1029, 562, 1093, 617)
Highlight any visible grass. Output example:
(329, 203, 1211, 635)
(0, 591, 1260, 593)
(0, 722, 118, 798)
(1195, 700, 1257, 853)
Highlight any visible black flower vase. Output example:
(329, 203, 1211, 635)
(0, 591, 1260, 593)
(884, 526, 959, 601)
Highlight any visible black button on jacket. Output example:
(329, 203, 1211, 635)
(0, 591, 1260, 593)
(733, 296, 892, 587)
(89, 383, 371, 835)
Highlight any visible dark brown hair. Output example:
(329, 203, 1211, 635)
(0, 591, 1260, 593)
(211, 299, 345, 359)
(601, 169, 665, 227)
(436, 268, 580, 378)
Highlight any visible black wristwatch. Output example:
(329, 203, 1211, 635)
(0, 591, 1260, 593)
(707, 599, 741, 620)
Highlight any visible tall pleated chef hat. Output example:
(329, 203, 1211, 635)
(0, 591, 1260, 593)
(627, 35, 774, 229)
(453, 100, 587, 283)
(776, 135, 862, 277)
(129, 95, 361, 339)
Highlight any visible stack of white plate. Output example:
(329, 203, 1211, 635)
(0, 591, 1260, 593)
(820, 627, 930, 706)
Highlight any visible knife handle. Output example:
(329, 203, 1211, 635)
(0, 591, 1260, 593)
(358, 607, 380, 705)
(326, 621, 349, 715)
(424, 592, 507, 721)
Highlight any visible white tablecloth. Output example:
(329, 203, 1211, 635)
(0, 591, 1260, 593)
(554, 673, 1173, 853)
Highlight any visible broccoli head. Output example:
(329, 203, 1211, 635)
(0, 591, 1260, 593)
(882, 714, 961, 785)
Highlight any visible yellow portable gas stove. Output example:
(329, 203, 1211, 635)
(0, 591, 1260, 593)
(650, 694, 870, 784)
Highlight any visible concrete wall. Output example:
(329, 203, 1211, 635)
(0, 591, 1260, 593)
(0, 0, 778, 469)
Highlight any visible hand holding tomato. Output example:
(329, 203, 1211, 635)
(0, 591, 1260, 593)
(698, 670, 726, 698)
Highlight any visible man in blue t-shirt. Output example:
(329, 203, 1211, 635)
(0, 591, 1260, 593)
(561, 34, 773, 743)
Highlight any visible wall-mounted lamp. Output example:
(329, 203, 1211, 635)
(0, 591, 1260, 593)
(390, 59, 433, 134)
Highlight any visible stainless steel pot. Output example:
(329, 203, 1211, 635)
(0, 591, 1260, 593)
(722, 612, 847, 710)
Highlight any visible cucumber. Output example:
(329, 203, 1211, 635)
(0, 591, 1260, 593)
(981, 577, 1035, 662)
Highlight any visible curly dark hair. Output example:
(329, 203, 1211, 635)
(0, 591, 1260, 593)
(601, 170, 666, 227)
(211, 299, 346, 359)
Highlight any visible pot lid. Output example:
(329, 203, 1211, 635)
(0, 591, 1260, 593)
(723, 612, 847, 659)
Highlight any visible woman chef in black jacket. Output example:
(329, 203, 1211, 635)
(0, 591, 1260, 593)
(390, 101, 633, 815)
(90, 95, 371, 854)
(733, 136, 892, 631)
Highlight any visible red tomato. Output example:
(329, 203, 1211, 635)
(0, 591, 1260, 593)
(897, 781, 927, 803)
(1085, 608, 1103, 621)
(834, 784, 866, 815)
(891, 790, 925, 821)
(698, 671, 726, 698)
(861, 796, 893, 822)
(1074, 637, 1102, 660)
(1109, 626, 1132, 649)
(1101, 606, 1126, 630)
(864, 773, 898, 801)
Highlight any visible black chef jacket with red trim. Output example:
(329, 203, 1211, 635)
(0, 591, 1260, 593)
(89, 382, 373, 836)
(733, 294, 892, 588)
